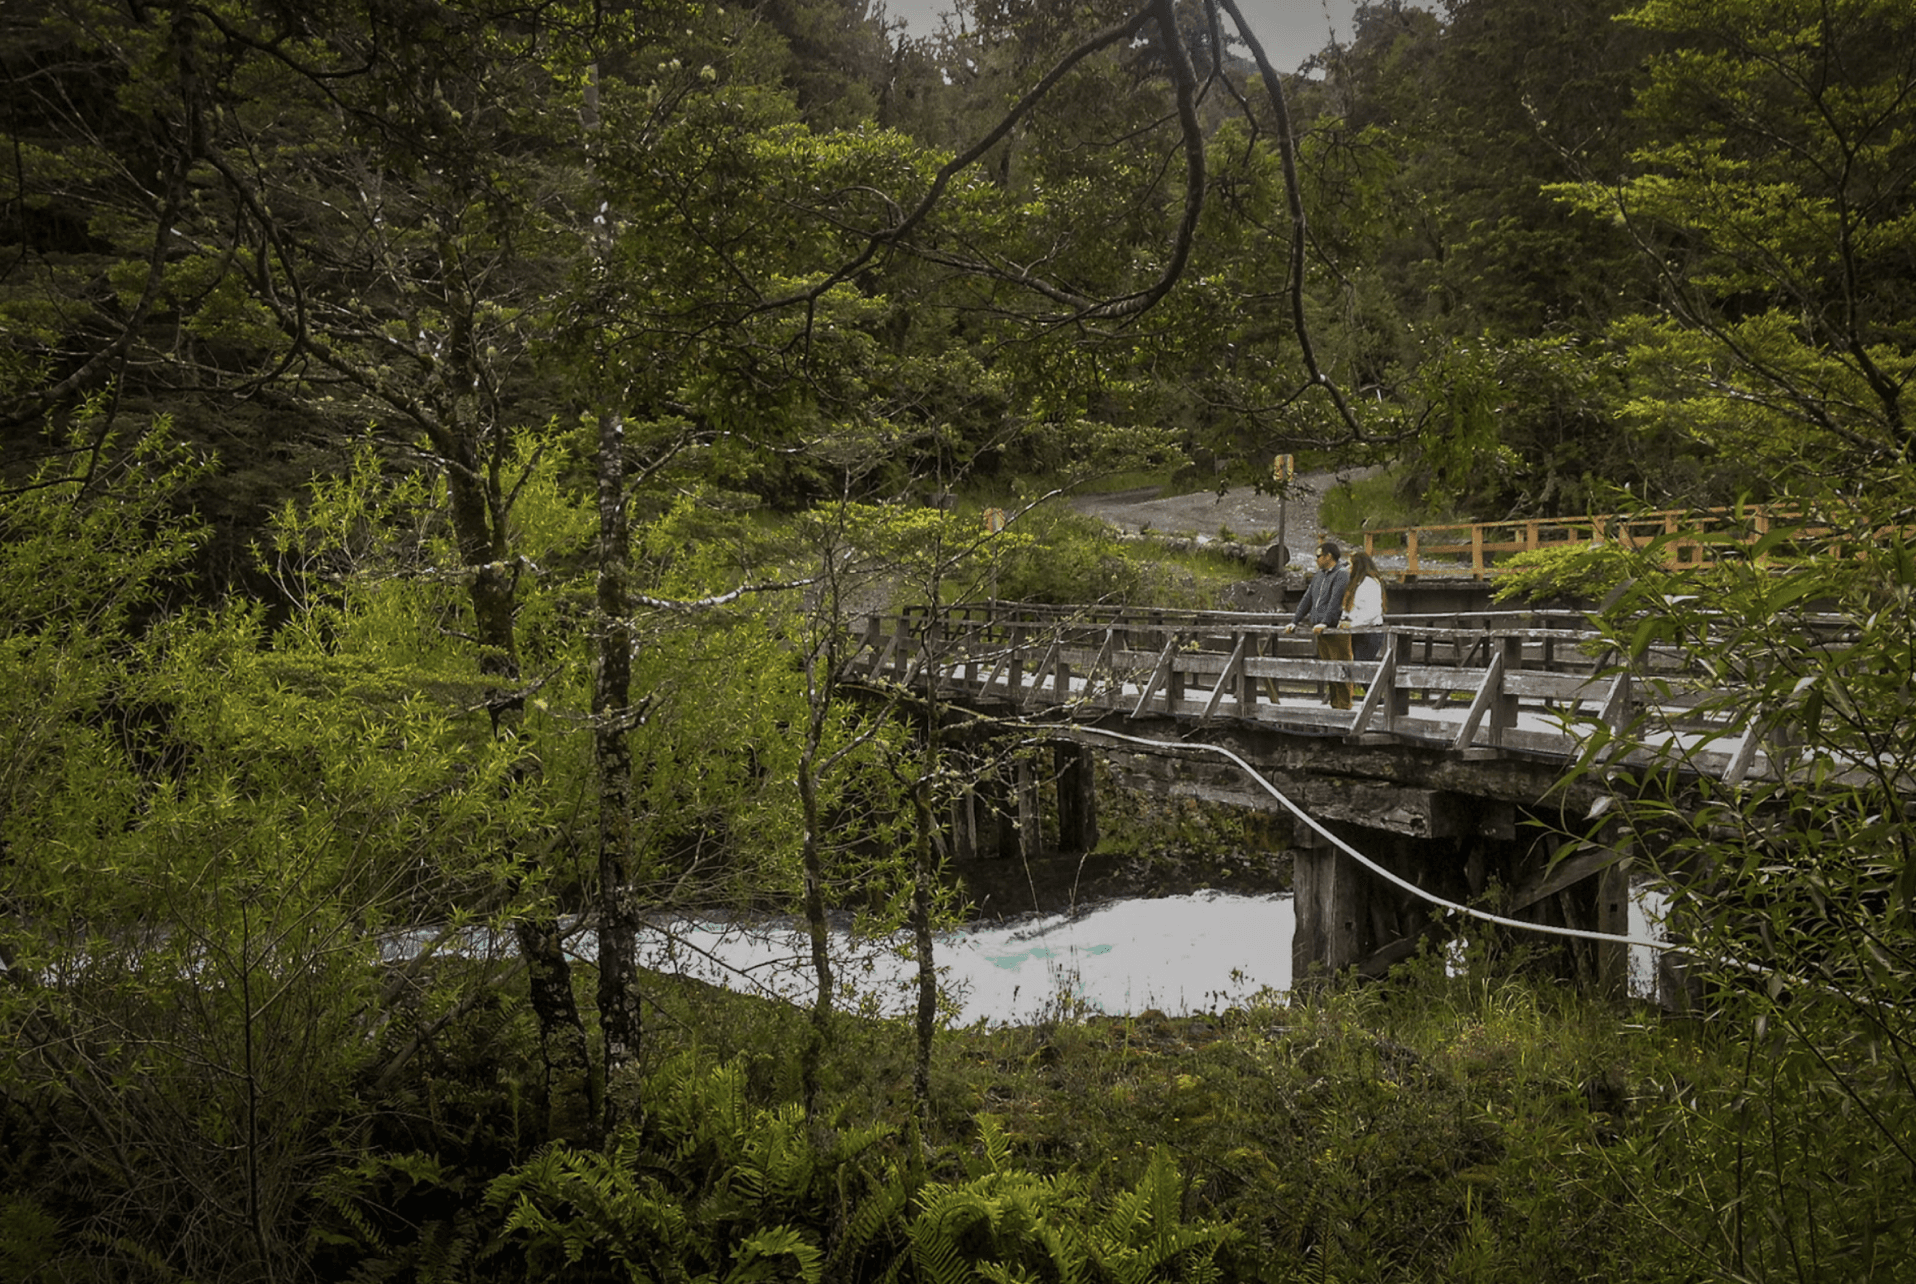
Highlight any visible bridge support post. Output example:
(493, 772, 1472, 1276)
(1054, 743, 1098, 855)
(1292, 828, 1366, 983)
(1595, 851, 1631, 999)
(977, 769, 1012, 860)
(950, 777, 979, 861)
(1491, 636, 1522, 744)
(1015, 757, 1043, 860)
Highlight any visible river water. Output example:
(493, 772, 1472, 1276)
(645, 891, 1296, 1027)
(638, 887, 1666, 1026)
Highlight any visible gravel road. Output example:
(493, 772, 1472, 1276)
(1069, 470, 1356, 572)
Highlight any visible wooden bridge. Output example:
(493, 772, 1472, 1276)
(844, 598, 1787, 997)
(849, 600, 1775, 781)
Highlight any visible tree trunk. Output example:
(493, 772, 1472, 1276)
(798, 748, 833, 1119)
(910, 773, 937, 1121)
(444, 443, 591, 1138)
(595, 408, 642, 1138)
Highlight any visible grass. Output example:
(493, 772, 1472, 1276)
(1318, 465, 1463, 541)
(1064, 469, 1177, 496)
(630, 949, 1705, 1283)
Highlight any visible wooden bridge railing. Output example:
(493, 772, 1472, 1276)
(1358, 505, 1816, 579)
(848, 600, 1787, 784)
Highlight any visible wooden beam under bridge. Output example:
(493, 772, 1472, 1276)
(1021, 720, 1625, 992)
(1101, 746, 1516, 841)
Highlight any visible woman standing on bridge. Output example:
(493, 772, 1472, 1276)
(1342, 550, 1387, 664)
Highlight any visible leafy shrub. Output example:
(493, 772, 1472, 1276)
(908, 1118, 1234, 1284)
(1489, 540, 1640, 605)
(491, 1055, 894, 1281)
(1318, 466, 1449, 538)
(988, 505, 1148, 604)
(1558, 498, 1916, 1278)
(491, 1055, 1236, 1282)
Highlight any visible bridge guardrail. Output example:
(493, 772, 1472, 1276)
(1355, 505, 1870, 579)
(848, 601, 1792, 783)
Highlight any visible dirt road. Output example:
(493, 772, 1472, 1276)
(1069, 471, 1350, 571)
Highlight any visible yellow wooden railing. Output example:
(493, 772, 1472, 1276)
(1356, 507, 1803, 579)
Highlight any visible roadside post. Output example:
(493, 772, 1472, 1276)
(1271, 454, 1295, 569)
(983, 507, 1006, 601)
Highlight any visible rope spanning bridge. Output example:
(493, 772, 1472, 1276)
(848, 600, 1775, 786)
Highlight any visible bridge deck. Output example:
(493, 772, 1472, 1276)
(849, 602, 1776, 784)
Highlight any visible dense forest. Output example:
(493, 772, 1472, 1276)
(3, 0, 1914, 1279)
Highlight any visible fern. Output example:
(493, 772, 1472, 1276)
(491, 1063, 1231, 1284)
(825, 1161, 912, 1281)
(900, 1128, 1234, 1284)
(492, 1056, 904, 1282)
(729, 1225, 825, 1283)
(1085, 1148, 1235, 1284)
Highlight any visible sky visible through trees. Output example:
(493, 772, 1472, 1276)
(886, 0, 1364, 69)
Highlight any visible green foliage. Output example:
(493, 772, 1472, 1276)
(0, 425, 570, 1280)
(906, 1117, 1233, 1284)
(492, 1054, 892, 1282)
(1557, 482, 1916, 1277)
(913, 966, 1685, 1284)
(493, 1054, 1235, 1284)
(1550, 0, 1916, 482)
(1489, 540, 1643, 605)
(1316, 464, 1452, 537)
(989, 506, 1149, 606)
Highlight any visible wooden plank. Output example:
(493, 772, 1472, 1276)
(1016, 758, 1042, 860)
(1132, 633, 1181, 717)
(1720, 721, 1763, 785)
(900, 615, 934, 687)
(1598, 670, 1632, 734)
(1596, 852, 1631, 999)
(1199, 633, 1250, 722)
(978, 625, 1020, 696)
(1507, 846, 1626, 913)
(1489, 637, 1522, 745)
(1003, 625, 1027, 699)
(1394, 662, 1504, 693)
(1504, 671, 1617, 701)
(873, 617, 907, 677)
(958, 619, 991, 686)
(1022, 635, 1064, 710)
(1347, 645, 1393, 736)
(1087, 627, 1120, 698)
(1451, 648, 1506, 751)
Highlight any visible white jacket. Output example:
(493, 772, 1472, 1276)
(1345, 576, 1385, 628)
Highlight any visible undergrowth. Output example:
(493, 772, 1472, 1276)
(451, 952, 1707, 1283)
(269, 932, 1735, 1283)
(971, 502, 1241, 608)
(1317, 466, 1455, 540)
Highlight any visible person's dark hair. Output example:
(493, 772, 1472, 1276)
(1318, 541, 1340, 561)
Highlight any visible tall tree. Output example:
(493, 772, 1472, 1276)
(1553, 0, 1916, 493)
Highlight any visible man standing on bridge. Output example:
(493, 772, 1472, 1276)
(1286, 541, 1353, 709)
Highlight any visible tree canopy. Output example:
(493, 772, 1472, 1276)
(6, 0, 1916, 1278)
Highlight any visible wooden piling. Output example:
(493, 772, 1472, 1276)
(1054, 742, 1098, 855)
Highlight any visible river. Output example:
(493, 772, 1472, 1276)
(645, 891, 1295, 1027)
(634, 888, 1667, 1026)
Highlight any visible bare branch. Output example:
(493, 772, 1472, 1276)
(1214, 0, 1370, 442)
